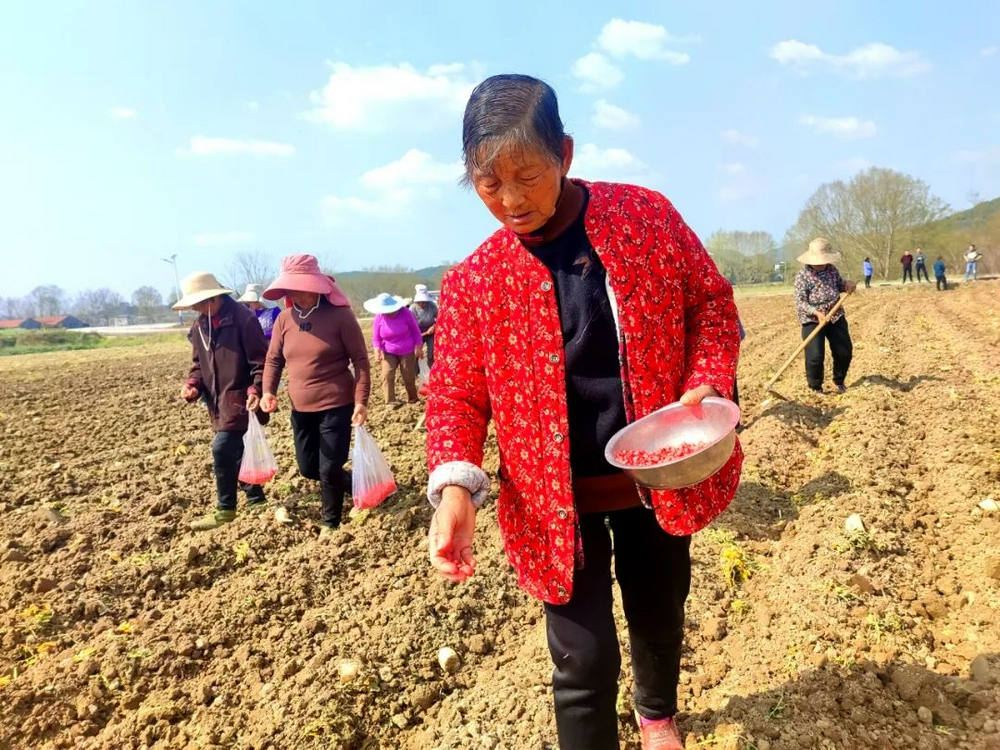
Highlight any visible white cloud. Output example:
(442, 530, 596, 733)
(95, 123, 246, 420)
(193, 231, 255, 248)
(722, 129, 758, 147)
(245, 101, 259, 112)
(109, 107, 137, 119)
(596, 18, 695, 64)
(981, 46, 998, 58)
(307, 61, 476, 130)
(770, 40, 930, 78)
(572, 53, 624, 92)
(571, 143, 647, 181)
(716, 162, 757, 201)
(175, 136, 296, 157)
(359, 149, 463, 191)
(799, 114, 878, 139)
(322, 150, 462, 225)
(592, 100, 640, 129)
(954, 147, 1000, 164)
(717, 162, 746, 176)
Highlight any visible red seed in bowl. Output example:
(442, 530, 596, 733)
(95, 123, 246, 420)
(614, 442, 705, 467)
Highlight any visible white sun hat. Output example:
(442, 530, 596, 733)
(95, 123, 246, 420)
(363, 292, 407, 315)
(172, 272, 234, 310)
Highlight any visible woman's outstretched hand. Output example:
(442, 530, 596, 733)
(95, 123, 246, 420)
(429, 486, 477, 583)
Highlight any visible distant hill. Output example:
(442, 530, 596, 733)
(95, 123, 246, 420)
(333, 265, 455, 311)
(923, 196, 1000, 235)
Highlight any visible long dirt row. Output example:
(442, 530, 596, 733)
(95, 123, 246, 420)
(0, 282, 998, 749)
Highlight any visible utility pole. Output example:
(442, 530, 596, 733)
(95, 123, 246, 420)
(162, 254, 183, 325)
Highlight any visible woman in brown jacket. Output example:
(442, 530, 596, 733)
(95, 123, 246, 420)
(260, 255, 371, 534)
(175, 272, 271, 531)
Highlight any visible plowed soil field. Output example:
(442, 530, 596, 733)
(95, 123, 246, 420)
(1, 281, 998, 750)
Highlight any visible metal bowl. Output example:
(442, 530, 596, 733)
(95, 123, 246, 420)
(605, 397, 740, 490)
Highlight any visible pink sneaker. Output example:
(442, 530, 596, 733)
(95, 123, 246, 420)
(637, 713, 684, 750)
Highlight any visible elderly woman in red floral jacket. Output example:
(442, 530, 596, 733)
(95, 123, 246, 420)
(425, 74, 743, 750)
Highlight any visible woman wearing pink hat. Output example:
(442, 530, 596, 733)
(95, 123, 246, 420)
(258, 255, 371, 533)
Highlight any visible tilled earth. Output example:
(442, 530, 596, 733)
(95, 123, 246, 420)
(1, 282, 999, 750)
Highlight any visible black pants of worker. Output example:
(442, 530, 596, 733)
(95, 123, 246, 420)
(423, 334, 435, 369)
(543, 508, 691, 750)
(212, 430, 265, 511)
(802, 317, 853, 391)
(864, 274, 872, 289)
(936, 275, 947, 291)
(902, 266, 913, 283)
(290, 404, 353, 527)
(916, 264, 929, 282)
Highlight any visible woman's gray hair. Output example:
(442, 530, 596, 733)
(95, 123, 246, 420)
(461, 74, 566, 185)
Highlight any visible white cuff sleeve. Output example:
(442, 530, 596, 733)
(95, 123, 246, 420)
(427, 461, 491, 509)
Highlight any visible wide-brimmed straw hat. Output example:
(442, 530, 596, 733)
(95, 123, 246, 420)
(172, 272, 234, 310)
(238, 283, 273, 305)
(413, 284, 432, 303)
(797, 238, 842, 266)
(363, 292, 407, 315)
(263, 254, 350, 307)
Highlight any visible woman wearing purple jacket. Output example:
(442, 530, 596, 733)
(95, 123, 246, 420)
(365, 293, 424, 407)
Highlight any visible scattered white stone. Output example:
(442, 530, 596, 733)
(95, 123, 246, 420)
(978, 498, 998, 513)
(844, 514, 866, 534)
(437, 647, 460, 673)
(338, 660, 359, 684)
(274, 507, 294, 525)
(917, 706, 933, 725)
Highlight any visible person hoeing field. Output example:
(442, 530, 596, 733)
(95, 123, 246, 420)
(792, 238, 857, 394)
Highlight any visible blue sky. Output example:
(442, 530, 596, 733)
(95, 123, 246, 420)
(1, 1, 997, 299)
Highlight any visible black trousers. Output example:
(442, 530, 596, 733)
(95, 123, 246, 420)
(936, 275, 947, 291)
(543, 508, 691, 750)
(916, 264, 929, 282)
(211, 430, 265, 511)
(864, 274, 872, 289)
(290, 405, 353, 527)
(802, 317, 853, 391)
(902, 266, 913, 283)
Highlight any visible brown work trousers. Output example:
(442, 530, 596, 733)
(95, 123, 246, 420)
(382, 352, 418, 404)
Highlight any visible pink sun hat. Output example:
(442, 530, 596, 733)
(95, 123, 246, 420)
(263, 254, 350, 307)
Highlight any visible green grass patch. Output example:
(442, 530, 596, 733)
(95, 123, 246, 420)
(0, 329, 188, 356)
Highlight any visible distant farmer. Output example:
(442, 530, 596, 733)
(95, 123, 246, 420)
(259, 255, 370, 533)
(965, 244, 981, 282)
(900, 250, 914, 283)
(426, 74, 742, 750)
(366, 293, 423, 408)
(934, 256, 947, 291)
(410, 284, 439, 368)
(914, 248, 929, 283)
(238, 283, 280, 339)
(175, 272, 270, 531)
(793, 238, 857, 394)
(862, 257, 873, 289)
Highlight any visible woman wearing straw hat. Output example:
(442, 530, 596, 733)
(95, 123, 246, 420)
(175, 272, 271, 531)
(792, 238, 857, 394)
(238, 283, 281, 340)
(410, 284, 439, 368)
(258, 255, 370, 533)
(365, 292, 424, 408)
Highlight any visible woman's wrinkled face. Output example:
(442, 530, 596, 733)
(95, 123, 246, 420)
(192, 296, 224, 316)
(473, 139, 573, 234)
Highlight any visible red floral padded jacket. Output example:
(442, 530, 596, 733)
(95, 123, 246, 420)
(426, 180, 743, 604)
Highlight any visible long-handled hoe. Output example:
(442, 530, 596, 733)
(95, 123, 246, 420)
(760, 293, 848, 407)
